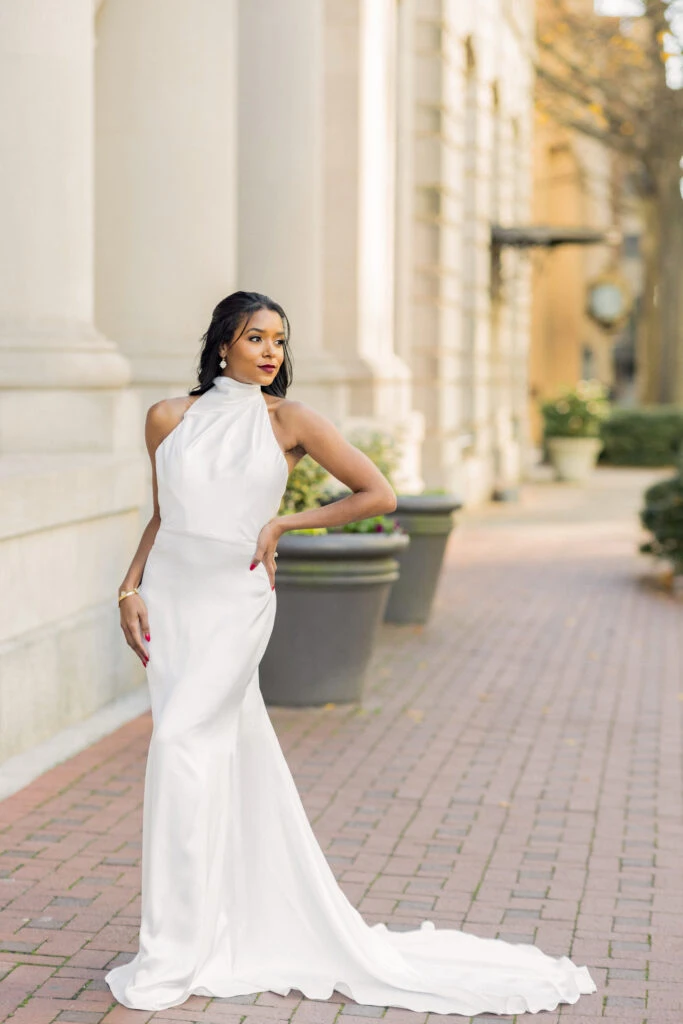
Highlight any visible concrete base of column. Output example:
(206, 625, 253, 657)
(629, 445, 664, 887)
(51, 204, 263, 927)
(0, 320, 139, 453)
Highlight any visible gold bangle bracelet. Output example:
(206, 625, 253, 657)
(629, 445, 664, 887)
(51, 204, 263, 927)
(118, 588, 140, 605)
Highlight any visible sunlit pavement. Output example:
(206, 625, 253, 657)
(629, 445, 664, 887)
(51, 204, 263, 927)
(1, 466, 681, 1024)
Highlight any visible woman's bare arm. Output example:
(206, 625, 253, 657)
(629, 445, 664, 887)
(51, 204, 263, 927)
(252, 400, 399, 587)
(118, 398, 190, 663)
(119, 402, 171, 591)
(274, 400, 397, 536)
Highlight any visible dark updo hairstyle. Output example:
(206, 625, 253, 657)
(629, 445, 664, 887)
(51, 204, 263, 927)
(189, 290, 293, 398)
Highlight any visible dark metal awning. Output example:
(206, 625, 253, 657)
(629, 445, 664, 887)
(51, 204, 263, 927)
(491, 225, 617, 248)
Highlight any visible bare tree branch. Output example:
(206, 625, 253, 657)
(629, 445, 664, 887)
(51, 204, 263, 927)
(535, 0, 683, 188)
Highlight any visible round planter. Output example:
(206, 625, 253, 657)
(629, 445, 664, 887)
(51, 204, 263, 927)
(259, 531, 410, 706)
(383, 493, 462, 624)
(546, 436, 603, 483)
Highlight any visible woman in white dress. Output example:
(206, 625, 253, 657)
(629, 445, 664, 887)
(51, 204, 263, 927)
(106, 291, 597, 1015)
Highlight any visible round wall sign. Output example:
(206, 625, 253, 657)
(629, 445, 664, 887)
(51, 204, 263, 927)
(587, 273, 631, 329)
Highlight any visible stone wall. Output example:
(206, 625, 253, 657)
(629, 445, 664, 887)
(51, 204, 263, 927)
(0, 0, 536, 765)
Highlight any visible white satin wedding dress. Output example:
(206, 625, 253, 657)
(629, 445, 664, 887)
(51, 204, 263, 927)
(104, 373, 597, 1015)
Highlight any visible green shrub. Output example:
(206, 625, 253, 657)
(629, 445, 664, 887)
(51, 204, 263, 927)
(316, 426, 403, 519)
(541, 380, 610, 438)
(345, 427, 401, 488)
(279, 426, 404, 534)
(288, 527, 328, 535)
(278, 454, 329, 515)
(600, 406, 683, 466)
(640, 473, 683, 571)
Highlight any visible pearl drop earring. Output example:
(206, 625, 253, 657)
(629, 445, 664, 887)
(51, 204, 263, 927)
(219, 357, 227, 369)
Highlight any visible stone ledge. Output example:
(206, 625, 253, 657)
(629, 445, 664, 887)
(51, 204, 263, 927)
(0, 681, 150, 802)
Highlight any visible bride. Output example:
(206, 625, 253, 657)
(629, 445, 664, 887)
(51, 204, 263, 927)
(106, 290, 597, 1015)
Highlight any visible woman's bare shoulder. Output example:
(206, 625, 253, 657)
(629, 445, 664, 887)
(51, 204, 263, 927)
(267, 395, 347, 453)
(146, 395, 199, 450)
(264, 395, 326, 462)
(267, 394, 329, 432)
(267, 394, 323, 425)
(266, 394, 390, 491)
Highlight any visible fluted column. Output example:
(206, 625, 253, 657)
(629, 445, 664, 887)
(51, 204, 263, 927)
(324, 0, 414, 411)
(237, 0, 343, 406)
(0, 0, 132, 452)
(95, 0, 238, 390)
(238, 0, 422, 488)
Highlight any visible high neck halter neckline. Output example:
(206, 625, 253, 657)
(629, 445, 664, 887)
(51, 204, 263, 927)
(211, 374, 262, 400)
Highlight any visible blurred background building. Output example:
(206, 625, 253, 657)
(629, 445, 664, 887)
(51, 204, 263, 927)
(529, 122, 642, 443)
(529, 0, 644, 446)
(0, 0, 537, 762)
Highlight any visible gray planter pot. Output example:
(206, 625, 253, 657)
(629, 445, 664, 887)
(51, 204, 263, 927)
(259, 531, 410, 707)
(383, 493, 462, 624)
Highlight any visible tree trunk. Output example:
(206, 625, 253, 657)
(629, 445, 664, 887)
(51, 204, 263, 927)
(657, 168, 683, 403)
(638, 166, 683, 404)
(637, 192, 661, 404)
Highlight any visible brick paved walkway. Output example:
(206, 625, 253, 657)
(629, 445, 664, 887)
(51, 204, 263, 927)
(1, 467, 682, 1024)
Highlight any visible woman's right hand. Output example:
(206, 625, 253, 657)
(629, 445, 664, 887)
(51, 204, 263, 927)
(120, 594, 151, 667)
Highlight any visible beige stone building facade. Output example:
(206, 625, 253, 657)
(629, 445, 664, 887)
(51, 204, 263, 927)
(530, 122, 611, 441)
(530, 0, 643, 444)
(0, 1, 535, 772)
(529, 120, 626, 445)
(401, 0, 535, 500)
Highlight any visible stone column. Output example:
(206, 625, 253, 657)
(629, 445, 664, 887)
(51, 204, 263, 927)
(95, 0, 238, 392)
(395, 0, 416, 372)
(237, 0, 343, 407)
(324, 1, 412, 402)
(0, 0, 146, 770)
(0, 0, 133, 453)
(405, 0, 467, 492)
(238, 0, 423, 490)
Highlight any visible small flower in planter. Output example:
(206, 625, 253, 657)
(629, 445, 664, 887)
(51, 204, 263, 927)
(329, 515, 406, 535)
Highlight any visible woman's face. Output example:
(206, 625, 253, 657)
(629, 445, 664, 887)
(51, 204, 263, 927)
(220, 308, 286, 385)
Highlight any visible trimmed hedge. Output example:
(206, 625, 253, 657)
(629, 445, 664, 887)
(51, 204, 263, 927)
(600, 406, 683, 466)
(640, 474, 683, 571)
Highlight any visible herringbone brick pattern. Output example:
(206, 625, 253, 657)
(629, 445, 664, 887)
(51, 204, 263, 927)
(1, 468, 681, 1023)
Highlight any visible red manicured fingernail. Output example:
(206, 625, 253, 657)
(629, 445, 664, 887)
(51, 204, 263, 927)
(145, 633, 150, 641)
(271, 585, 275, 590)
(250, 562, 256, 570)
